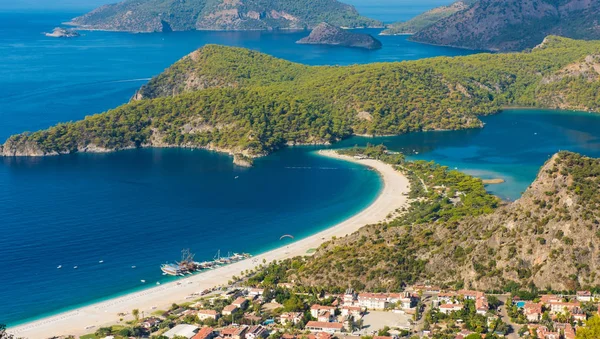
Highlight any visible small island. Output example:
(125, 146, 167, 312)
(45, 27, 80, 38)
(297, 22, 382, 50)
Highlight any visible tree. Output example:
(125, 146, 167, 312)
(132, 308, 140, 325)
(576, 315, 600, 339)
(0, 325, 14, 339)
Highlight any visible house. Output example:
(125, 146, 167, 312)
(340, 306, 362, 318)
(223, 305, 238, 315)
(198, 309, 220, 321)
(548, 301, 580, 314)
(280, 312, 303, 325)
(475, 295, 489, 315)
(247, 288, 264, 298)
(540, 295, 562, 305)
(343, 289, 357, 304)
(305, 321, 344, 334)
(561, 324, 576, 339)
(310, 305, 337, 318)
(439, 303, 463, 314)
(164, 324, 199, 339)
(458, 290, 480, 300)
(524, 302, 543, 323)
(245, 325, 268, 339)
(373, 336, 392, 339)
(193, 327, 215, 339)
(141, 317, 162, 329)
(232, 297, 249, 308)
(576, 290, 593, 302)
(572, 307, 587, 322)
(357, 293, 389, 310)
(437, 292, 459, 304)
(317, 311, 333, 323)
(221, 326, 248, 339)
(536, 326, 560, 339)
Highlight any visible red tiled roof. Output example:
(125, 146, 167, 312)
(305, 321, 343, 329)
(193, 327, 214, 339)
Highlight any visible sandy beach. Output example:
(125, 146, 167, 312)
(8, 150, 411, 339)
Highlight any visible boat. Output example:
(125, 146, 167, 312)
(141, 280, 146, 283)
(131, 265, 136, 269)
(57, 265, 62, 269)
(99, 260, 104, 264)
(161, 263, 182, 276)
(74, 266, 78, 269)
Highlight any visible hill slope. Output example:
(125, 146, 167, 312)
(411, 0, 600, 52)
(381, 0, 475, 35)
(67, 0, 382, 32)
(291, 149, 600, 291)
(2, 37, 600, 160)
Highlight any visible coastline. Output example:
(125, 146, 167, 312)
(7, 149, 411, 339)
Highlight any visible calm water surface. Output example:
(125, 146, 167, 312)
(2, 9, 600, 326)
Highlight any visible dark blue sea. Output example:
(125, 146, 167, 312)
(2, 6, 600, 326)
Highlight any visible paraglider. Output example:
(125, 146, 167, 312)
(280, 234, 294, 240)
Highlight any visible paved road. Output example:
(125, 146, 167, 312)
(497, 295, 522, 339)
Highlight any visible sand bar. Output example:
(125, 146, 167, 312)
(8, 150, 411, 339)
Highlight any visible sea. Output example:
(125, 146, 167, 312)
(1, 2, 600, 326)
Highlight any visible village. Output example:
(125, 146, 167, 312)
(77, 281, 600, 339)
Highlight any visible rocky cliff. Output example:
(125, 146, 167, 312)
(296, 22, 382, 49)
(67, 0, 382, 32)
(412, 0, 600, 52)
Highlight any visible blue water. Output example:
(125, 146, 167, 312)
(335, 109, 600, 200)
(1, 8, 600, 327)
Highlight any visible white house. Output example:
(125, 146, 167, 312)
(577, 291, 593, 302)
(310, 305, 336, 318)
(198, 309, 220, 321)
(357, 293, 389, 310)
(280, 312, 303, 325)
(439, 303, 463, 314)
(164, 324, 199, 339)
(305, 321, 343, 334)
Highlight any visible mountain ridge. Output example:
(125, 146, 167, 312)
(67, 0, 383, 32)
(411, 0, 600, 52)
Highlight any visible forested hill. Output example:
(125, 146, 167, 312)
(411, 0, 600, 52)
(67, 0, 382, 32)
(380, 0, 476, 35)
(289, 149, 600, 292)
(2, 37, 600, 160)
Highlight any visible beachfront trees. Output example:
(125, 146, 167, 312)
(0, 325, 14, 339)
(132, 308, 140, 325)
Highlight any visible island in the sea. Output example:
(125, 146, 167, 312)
(66, 0, 382, 32)
(296, 22, 382, 50)
(44, 27, 80, 38)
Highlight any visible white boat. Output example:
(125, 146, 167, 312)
(99, 260, 104, 264)
(57, 265, 62, 269)
(74, 266, 78, 269)
(131, 265, 136, 269)
(141, 280, 146, 283)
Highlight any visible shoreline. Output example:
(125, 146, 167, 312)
(7, 149, 411, 339)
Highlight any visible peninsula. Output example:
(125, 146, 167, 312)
(297, 22, 382, 50)
(2, 37, 600, 163)
(66, 0, 382, 32)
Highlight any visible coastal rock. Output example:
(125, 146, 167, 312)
(297, 22, 382, 50)
(45, 27, 80, 38)
(67, 0, 382, 33)
(233, 154, 253, 167)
